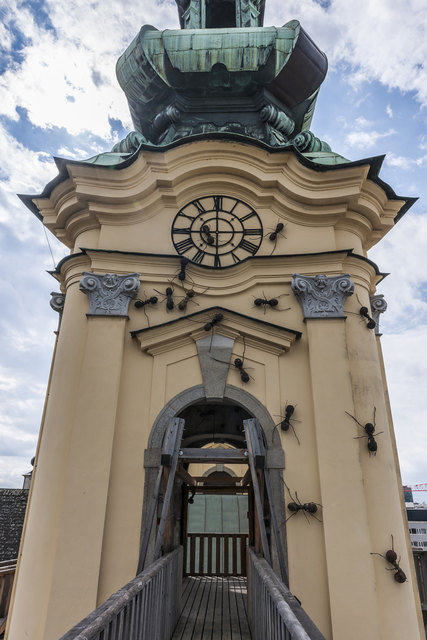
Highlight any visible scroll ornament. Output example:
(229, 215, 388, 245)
(370, 294, 388, 335)
(291, 274, 354, 318)
(79, 272, 140, 316)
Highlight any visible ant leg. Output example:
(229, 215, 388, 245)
(143, 303, 150, 327)
(309, 511, 323, 524)
(345, 411, 366, 431)
(290, 423, 301, 446)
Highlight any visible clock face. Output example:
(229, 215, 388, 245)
(171, 196, 263, 268)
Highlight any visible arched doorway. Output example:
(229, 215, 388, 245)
(140, 385, 287, 582)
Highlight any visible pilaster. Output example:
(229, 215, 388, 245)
(305, 317, 382, 639)
(292, 273, 381, 638)
(346, 295, 424, 639)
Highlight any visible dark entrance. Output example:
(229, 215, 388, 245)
(183, 479, 249, 576)
(139, 393, 288, 586)
(178, 402, 251, 577)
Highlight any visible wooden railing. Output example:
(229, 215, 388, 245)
(59, 547, 182, 640)
(247, 548, 326, 640)
(0, 559, 16, 635)
(185, 533, 248, 576)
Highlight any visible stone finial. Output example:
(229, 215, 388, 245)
(370, 294, 388, 335)
(292, 274, 354, 319)
(79, 272, 140, 316)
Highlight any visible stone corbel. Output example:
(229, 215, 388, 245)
(50, 292, 65, 330)
(370, 294, 387, 335)
(79, 272, 140, 316)
(291, 274, 354, 319)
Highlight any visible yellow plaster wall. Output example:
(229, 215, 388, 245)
(7, 141, 424, 640)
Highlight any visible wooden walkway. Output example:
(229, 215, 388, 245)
(172, 576, 252, 640)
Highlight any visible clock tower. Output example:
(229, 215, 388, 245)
(7, 1, 424, 639)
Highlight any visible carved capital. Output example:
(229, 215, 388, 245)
(79, 272, 140, 316)
(292, 274, 354, 319)
(50, 292, 65, 314)
(370, 294, 387, 335)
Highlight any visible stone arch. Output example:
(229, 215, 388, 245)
(202, 465, 238, 478)
(142, 384, 287, 576)
(148, 383, 281, 451)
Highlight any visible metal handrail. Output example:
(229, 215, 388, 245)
(59, 547, 183, 640)
(247, 548, 326, 640)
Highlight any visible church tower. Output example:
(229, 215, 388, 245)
(7, 1, 424, 638)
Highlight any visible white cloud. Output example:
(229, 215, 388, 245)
(386, 104, 393, 118)
(266, 0, 427, 108)
(384, 152, 427, 170)
(381, 326, 427, 485)
(370, 213, 427, 329)
(384, 153, 414, 170)
(354, 116, 373, 128)
(345, 128, 396, 149)
(0, 0, 179, 140)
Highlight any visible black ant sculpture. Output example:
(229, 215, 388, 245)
(233, 357, 250, 383)
(134, 294, 158, 326)
(177, 257, 190, 282)
(154, 285, 175, 311)
(208, 337, 253, 383)
(177, 288, 198, 311)
(204, 312, 224, 331)
(283, 480, 322, 523)
(201, 224, 215, 245)
(371, 535, 407, 583)
(253, 291, 290, 314)
(350, 294, 376, 330)
(359, 306, 376, 330)
(264, 221, 287, 253)
(177, 285, 209, 312)
(134, 295, 158, 309)
(345, 407, 383, 454)
(188, 488, 196, 505)
(273, 404, 301, 445)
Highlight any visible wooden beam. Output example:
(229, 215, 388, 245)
(240, 467, 252, 487)
(244, 420, 272, 565)
(176, 465, 197, 487)
(246, 418, 289, 585)
(137, 418, 178, 573)
(179, 448, 249, 463)
(161, 419, 179, 466)
(153, 418, 185, 562)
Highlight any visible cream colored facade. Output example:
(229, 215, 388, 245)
(7, 140, 424, 639)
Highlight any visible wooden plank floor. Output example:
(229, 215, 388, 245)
(172, 576, 252, 640)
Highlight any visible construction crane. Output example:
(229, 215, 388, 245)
(408, 483, 427, 492)
(403, 484, 427, 501)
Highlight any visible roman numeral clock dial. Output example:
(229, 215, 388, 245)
(171, 196, 263, 268)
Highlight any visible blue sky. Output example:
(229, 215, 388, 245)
(0, 0, 426, 496)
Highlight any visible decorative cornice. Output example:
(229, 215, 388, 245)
(291, 273, 354, 318)
(79, 272, 140, 316)
(19, 141, 414, 254)
(370, 294, 387, 335)
(131, 306, 301, 356)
